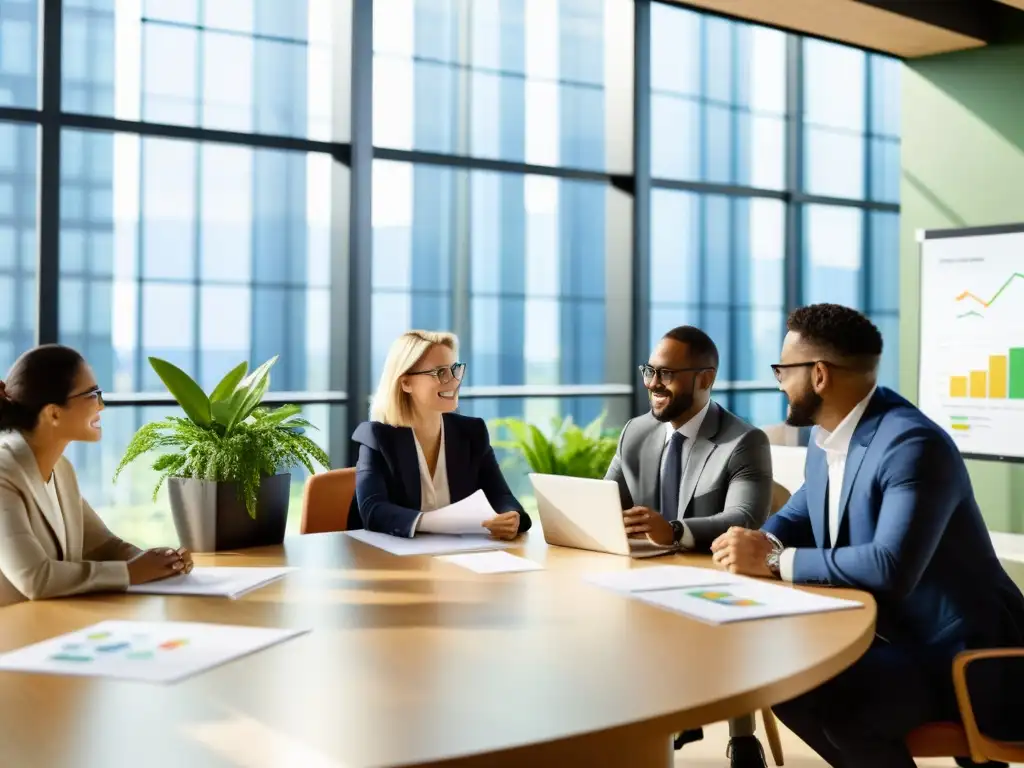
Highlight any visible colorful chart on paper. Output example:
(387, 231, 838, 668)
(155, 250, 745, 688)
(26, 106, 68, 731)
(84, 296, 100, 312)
(687, 589, 763, 607)
(0, 620, 307, 684)
(634, 580, 863, 624)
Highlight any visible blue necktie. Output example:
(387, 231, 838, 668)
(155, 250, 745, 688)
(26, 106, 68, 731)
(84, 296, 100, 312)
(660, 432, 686, 522)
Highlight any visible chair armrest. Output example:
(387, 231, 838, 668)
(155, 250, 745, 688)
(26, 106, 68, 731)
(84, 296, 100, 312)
(952, 648, 1024, 764)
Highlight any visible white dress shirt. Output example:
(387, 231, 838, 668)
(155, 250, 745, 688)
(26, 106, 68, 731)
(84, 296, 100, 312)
(409, 421, 451, 535)
(655, 399, 711, 550)
(44, 474, 67, 556)
(778, 386, 876, 581)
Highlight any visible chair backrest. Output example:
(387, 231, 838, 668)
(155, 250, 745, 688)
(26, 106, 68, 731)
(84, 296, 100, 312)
(300, 468, 357, 535)
(770, 481, 791, 516)
(769, 445, 806, 496)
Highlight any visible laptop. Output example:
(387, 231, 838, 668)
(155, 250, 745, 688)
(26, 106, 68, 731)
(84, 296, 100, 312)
(528, 473, 668, 558)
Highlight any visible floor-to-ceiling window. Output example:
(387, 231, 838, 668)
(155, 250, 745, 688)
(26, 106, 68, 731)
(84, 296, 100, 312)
(370, 0, 636, 500)
(0, 0, 901, 539)
(649, 3, 901, 428)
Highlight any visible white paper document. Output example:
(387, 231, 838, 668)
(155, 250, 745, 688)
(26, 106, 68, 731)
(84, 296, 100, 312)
(0, 620, 307, 684)
(126, 567, 295, 599)
(585, 565, 748, 593)
(345, 528, 515, 556)
(418, 489, 497, 535)
(633, 579, 863, 624)
(436, 551, 543, 574)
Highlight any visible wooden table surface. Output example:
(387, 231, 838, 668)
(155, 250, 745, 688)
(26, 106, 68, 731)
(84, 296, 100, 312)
(0, 533, 876, 768)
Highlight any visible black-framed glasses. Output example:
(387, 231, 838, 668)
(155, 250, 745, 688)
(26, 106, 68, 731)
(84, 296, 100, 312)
(67, 386, 104, 406)
(770, 361, 843, 382)
(407, 362, 466, 385)
(638, 364, 713, 385)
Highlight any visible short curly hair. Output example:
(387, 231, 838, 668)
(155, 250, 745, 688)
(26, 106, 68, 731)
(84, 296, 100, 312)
(787, 304, 883, 362)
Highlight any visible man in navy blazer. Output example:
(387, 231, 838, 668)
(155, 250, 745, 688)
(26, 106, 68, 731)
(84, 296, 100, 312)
(711, 303, 1024, 768)
(349, 412, 530, 538)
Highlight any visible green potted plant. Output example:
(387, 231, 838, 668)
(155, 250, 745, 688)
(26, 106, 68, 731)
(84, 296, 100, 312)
(113, 356, 330, 552)
(490, 411, 619, 479)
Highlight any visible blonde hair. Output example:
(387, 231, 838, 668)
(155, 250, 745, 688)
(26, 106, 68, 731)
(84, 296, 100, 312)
(370, 330, 459, 426)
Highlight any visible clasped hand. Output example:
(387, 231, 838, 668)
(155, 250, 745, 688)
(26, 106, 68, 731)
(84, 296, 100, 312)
(622, 506, 674, 546)
(127, 547, 194, 585)
(710, 527, 774, 577)
(482, 511, 521, 540)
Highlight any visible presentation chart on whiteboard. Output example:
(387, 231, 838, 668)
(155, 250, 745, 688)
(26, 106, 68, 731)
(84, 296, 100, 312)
(918, 228, 1024, 460)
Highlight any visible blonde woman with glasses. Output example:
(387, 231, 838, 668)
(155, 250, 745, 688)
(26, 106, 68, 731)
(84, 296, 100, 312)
(350, 330, 531, 540)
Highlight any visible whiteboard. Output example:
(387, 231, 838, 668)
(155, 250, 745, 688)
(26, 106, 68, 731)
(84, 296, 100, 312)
(918, 224, 1024, 462)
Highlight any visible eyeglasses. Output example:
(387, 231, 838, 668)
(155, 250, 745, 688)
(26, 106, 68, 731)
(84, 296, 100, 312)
(770, 361, 844, 382)
(67, 386, 104, 406)
(638, 364, 713, 385)
(407, 362, 466, 385)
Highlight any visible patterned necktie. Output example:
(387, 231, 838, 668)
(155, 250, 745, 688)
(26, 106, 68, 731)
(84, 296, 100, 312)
(660, 432, 686, 522)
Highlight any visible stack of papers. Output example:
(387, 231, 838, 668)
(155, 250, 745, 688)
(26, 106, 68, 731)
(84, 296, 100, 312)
(346, 529, 515, 556)
(634, 579, 863, 624)
(436, 551, 543, 574)
(418, 490, 497, 534)
(585, 565, 746, 593)
(126, 567, 295, 599)
(585, 564, 862, 624)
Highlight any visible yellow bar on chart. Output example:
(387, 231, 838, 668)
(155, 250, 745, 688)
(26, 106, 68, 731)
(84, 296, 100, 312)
(990, 355, 1008, 398)
(950, 376, 968, 398)
(970, 371, 988, 398)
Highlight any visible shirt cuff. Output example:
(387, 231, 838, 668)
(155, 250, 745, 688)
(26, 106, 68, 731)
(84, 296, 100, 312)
(409, 512, 424, 537)
(778, 548, 796, 583)
(679, 522, 695, 550)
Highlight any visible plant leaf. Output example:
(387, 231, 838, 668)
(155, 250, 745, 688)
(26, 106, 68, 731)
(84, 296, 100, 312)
(263, 404, 301, 424)
(211, 399, 237, 426)
(227, 356, 278, 430)
(210, 361, 248, 404)
(148, 357, 212, 427)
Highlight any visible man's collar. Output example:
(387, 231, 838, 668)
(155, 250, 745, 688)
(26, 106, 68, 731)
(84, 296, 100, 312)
(664, 398, 712, 441)
(815, 386, 877, 454)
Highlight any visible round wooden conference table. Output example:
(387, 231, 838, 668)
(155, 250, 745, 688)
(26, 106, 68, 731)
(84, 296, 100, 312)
(0, 532, 875, 768)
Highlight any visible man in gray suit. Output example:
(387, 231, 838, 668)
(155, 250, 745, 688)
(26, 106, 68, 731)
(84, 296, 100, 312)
(605, 325, 773, 768)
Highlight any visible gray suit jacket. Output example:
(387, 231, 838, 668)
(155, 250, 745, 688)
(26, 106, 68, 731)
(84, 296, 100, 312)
(604, 402, 773, 551)
(0, 431, 140, 607)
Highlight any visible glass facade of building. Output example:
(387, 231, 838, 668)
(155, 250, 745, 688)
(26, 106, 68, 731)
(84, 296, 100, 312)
(0, 0, 900, 542)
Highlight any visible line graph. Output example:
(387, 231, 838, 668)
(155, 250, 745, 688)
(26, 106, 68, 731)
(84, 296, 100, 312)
(955, 272, 1024, 309)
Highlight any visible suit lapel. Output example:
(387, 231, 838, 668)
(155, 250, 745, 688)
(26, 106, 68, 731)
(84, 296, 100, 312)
(53, 463, 78, 560)
(835, 391, 886, 543)
(394, 428, 423, 511)
(5, 433, 65, 559)
(441, 415, 469, 503)
(679, 403, 719, 518)
(805, 447, 827, 548)
(640, 424, 665, 507)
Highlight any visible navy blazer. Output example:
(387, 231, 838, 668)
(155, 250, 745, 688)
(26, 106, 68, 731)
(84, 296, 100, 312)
(764, 387, 1024, 655)
(349, 412, 531, 539)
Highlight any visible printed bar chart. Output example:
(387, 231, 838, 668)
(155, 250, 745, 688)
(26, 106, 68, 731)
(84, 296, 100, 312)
(1012, 348, 1024, 400)
(990, 355, 1009, 398)
(949, 348, 1024, 399)
(970, 370, 988, 398)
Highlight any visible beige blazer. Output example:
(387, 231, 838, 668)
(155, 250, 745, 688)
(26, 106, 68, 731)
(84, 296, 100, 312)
(0, 431, 140, 607)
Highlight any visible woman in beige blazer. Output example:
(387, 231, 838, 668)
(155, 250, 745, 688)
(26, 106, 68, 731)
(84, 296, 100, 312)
(0, 344, 192, 607)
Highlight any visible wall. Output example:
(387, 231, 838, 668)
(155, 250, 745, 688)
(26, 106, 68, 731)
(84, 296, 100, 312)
(900, 44, 1024, 532)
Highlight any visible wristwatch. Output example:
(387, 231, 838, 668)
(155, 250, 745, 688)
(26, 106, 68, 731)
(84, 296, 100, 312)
(670, 520, 685, 545)
(764, 532, 783, 577)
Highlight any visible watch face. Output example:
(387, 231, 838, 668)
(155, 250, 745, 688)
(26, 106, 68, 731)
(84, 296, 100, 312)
(671, 521, 684, 542)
